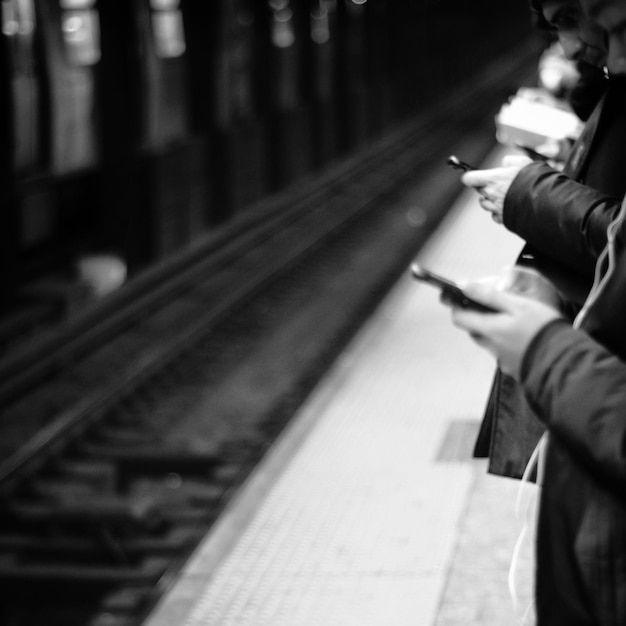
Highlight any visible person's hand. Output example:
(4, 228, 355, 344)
(535, 138, 572, 164)
(461, 155, 532, 223)
(494, 265, 564, 310)
(448, 281, 563, 380)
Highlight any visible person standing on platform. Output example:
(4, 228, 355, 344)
(531, 0, 608, 121)
(460, 0, 626, 481)
(444, 1, 626, 622)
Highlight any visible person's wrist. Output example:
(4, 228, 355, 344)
(519, 317, 569, 381)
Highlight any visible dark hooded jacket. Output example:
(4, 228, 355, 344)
(518, 197, 626, 625)
(476, 78, 626, 478)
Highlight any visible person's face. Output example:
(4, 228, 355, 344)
(581, 0, 626, 75)
(542, 0, 607, 66)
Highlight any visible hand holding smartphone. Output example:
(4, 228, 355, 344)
(411, 264, 499, 313)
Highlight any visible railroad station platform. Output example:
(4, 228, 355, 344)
(143, 146, 536, 626)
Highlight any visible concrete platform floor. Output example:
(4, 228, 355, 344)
(143, 146, 537, 626)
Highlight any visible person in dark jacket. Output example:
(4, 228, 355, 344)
(461, 0, 626, 480)
(531, 0, 608, 120)
(445, 3, 626, 622)
(447, 198, 626, 624)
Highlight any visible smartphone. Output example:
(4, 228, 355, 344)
(513, 142, 548, 162)
(447, 155, 475, 172)
(410, 264, 499, 313)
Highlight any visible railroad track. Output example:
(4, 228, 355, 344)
(0, 50, 535, 626)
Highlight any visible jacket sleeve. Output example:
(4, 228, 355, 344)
(502, 162, 622, 274)
(520, 319, 626, 489)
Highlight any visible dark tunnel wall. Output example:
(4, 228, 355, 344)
(0, 0, 536, 299)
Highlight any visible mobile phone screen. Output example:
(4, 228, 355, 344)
(410, 264, 498, 313)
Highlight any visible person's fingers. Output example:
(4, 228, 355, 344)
(462, 282, 521, 312)
(450, 307, 497, 340)
(461, 170, 491, 187)
(478, 194, 499, 213)
(478, 195, 491, 209)
(535, 139, 562, 159)
(501, 154, 532, 168)
(477, 195, 504, 223)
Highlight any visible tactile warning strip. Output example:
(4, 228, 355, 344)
(144, 147, 526, 626)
